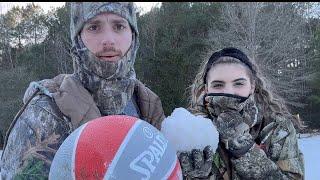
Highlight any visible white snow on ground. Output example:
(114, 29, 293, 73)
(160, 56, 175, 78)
(298, 134, 320, 180)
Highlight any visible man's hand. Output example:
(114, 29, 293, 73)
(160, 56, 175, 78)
(178, 145, 214, 179)
(215, 111, 255, 157)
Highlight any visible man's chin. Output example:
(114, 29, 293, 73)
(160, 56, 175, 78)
(98, 56, 120, 62)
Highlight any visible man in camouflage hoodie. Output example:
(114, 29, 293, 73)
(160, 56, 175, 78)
(0, 2, 165, 179)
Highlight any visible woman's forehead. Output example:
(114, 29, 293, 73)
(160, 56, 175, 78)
(208, 63, 251, 80)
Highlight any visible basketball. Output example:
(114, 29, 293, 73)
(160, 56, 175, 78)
(49, 115, 182, 180)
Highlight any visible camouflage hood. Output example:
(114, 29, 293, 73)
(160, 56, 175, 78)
(70, 2, 140, 115)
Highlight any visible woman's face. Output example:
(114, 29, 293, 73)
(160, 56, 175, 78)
(206, 63, 255, 97)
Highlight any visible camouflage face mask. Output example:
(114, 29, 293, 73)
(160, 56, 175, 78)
(70, 2, 139, 115)
(72, 33, 137, 80)
(70, 2, 139, 79)
(204, 93, 262, 127)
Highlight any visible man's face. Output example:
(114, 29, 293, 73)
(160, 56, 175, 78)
(80, 12, 133, 62)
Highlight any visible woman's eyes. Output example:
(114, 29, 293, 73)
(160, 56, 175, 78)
(212, 84, 223, 88)
(234, 82, 245, 86)
(211, 82, 245, 88)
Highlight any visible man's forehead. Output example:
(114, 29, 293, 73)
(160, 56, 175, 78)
(86, 12, 128, 24)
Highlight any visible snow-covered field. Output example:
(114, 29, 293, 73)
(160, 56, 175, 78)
(0, 135, 319, 179)
(298, 134, 320, 180)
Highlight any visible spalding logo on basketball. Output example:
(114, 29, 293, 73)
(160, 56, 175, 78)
(49, 115, 182, 180)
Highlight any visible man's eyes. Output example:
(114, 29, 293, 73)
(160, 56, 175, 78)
(114, 24, 127, 31)
(87, 24, 100, 31)
(85, 23, 127, 32)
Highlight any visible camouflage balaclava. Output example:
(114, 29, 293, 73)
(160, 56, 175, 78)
(70, 2, 140, 115)
(204, 93, 263, 128)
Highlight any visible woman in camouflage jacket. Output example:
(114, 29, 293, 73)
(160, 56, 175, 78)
(181, 47, 304, 180)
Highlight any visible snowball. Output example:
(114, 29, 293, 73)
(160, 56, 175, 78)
(161, 107, 219, 153)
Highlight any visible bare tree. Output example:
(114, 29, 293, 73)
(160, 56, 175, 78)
(208, 2, 315, 108)
(138, 4, 162, 60)
(43, 5, 73, 74)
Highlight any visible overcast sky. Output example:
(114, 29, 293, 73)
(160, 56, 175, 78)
(0, 2, 161, 14)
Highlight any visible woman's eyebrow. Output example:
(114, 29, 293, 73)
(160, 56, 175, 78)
(233, 78, 247, 82)
(210, 80, 224, 84)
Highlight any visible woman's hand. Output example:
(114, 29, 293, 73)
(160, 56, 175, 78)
(177, 145, 214, 179)
(215, 110, 255, 158)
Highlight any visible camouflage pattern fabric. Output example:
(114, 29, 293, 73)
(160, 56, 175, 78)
(178, 145, 215, 180)
(205, 94, 263, 128)
(189, 93, 304, 179)
(70, 2, 139, 80)
(1, 3, 166, 179)
(230, 114, 304, 179)
(215, 111, 255, 158)
(1, 73, 165, 179)
(1, 93, 72, 180)
(70, 2, 140, 116)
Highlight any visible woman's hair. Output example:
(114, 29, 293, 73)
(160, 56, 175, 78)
(189, 48, 304, 129)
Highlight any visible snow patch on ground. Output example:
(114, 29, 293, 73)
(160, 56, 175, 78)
(298, 134, 320, 180)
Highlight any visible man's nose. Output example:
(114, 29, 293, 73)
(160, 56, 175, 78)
(101, 30, 116, 47)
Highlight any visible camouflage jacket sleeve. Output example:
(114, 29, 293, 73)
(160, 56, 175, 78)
(1, 95, 72, 180)
(231, 115, 304, 180)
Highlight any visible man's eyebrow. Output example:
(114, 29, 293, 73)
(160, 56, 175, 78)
(86, 19, 101, 24)
(111, 19, 127, 24)
(86, 18, 127, 25)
